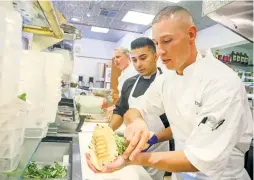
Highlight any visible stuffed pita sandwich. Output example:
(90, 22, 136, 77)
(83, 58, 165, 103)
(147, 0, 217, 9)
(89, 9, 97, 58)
(88, 124, 151, 171)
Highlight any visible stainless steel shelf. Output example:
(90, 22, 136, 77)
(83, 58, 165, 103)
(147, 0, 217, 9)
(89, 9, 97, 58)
(0, 138, 41, 180)
(224, 62, 253, 68)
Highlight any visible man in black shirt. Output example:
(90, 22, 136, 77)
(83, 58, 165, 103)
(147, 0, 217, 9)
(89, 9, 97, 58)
(109, 37, 172, 180)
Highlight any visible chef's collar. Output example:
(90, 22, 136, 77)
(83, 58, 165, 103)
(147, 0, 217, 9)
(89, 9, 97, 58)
(141, 71, 157, 80)
(122, 63, 131, 73)
(177, 52, 203, 76)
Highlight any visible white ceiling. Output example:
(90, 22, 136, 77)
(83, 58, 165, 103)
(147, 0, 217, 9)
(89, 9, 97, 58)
(53, 0, 217, 42)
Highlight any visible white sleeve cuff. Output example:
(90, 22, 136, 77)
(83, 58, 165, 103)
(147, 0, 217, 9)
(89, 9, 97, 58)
(184, 148, 224, 179)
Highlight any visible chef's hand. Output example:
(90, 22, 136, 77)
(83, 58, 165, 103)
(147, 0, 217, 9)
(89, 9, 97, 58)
(85, 153, 126, 173)
(141, 133, 158, 152)
(123, 119, 150, 160)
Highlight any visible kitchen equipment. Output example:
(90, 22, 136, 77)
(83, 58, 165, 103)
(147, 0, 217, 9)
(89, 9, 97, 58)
(90, 88, 112, 97)
(202, 0, 253, 42)
(75, 95, 104, 115)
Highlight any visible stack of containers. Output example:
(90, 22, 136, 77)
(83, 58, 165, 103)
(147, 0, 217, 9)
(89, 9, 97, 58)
(0, 1, 22, 107)
(43, 52, 64, 124)
(0, 99, 28, 172)
(0, 1, 27, 172)
(19, 51, 64, 138)
(19, 51, 47, 138)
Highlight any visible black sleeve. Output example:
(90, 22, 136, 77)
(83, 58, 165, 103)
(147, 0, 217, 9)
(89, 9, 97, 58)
(113, 81, 130, 117)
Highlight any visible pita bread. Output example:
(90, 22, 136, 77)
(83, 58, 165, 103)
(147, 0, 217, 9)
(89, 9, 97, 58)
(88, 124, 152, 171)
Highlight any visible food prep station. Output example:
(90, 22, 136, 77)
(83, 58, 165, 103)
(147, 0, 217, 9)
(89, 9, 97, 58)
(0, 0, 253, 179)
(0, 87, 152, 180)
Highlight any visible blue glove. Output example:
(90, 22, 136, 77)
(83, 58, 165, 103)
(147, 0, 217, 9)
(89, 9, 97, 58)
(141, 134, 158, 152)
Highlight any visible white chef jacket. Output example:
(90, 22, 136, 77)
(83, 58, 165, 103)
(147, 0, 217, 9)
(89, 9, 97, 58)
(131, 49, 253, 179)
(117, 63, 138, 96)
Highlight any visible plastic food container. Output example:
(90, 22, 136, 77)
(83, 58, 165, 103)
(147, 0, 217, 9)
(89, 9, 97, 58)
(0, 134, 23, 158)
(24, 126, 48, 139)
(0, 152, 21, 172)
(0, 128, 23, 144)
(0, 110, 27, 128)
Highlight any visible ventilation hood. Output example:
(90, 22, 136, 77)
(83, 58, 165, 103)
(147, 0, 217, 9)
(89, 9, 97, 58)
(202, 0, 253, 43)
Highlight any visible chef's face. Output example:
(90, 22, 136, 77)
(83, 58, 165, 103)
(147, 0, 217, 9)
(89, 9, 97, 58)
(130, 46, 158, 76)
(152, 18, 196, 71)
(112, 50, 130, 70)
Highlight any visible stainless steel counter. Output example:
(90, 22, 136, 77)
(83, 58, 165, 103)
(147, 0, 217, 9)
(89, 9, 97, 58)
(45, 131, 83, 180)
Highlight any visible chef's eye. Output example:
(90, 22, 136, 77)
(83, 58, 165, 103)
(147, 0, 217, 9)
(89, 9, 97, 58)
(164, 39, 172, 43)
(140, 55, 147, 60)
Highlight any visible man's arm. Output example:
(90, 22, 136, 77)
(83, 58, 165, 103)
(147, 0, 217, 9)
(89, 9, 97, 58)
(124, 76, 165, 126)
(156, 127, 173, 142)
(109, 114, 123, 131)
(131, 151, 198, 172)
(122, 78, 166, 160)
(110, 79, 132, 131)
(123, 108, 143, 125)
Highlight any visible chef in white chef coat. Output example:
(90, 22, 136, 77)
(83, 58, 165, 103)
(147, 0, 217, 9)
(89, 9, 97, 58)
(113, 48, 138, 95)
(106, 48, 138, 118)
(86, 6, 253, 180)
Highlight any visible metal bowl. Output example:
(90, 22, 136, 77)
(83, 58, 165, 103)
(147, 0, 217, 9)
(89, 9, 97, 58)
(90, 88, 112, 97)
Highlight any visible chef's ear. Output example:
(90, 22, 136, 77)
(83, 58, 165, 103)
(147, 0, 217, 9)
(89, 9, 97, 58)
(188, 25, 197, 43)
(154, 52, 159, 62)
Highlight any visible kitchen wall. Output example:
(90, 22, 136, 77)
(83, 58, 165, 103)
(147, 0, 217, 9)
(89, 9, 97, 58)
(72, 38, 117, 85)
(74, 38, 116, 59)
(196, 24, 247, 50)
(73, 56, 111, 82)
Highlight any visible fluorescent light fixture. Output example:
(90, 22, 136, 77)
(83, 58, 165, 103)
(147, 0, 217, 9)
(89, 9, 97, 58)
(168, 0, 181, 3)
(71, 17, 80, 22)
(122, 11, 155, 25)
(91, 26, 109, 33)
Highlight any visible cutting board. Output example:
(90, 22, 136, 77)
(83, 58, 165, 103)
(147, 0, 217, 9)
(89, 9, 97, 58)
(78, 132, 153, 180)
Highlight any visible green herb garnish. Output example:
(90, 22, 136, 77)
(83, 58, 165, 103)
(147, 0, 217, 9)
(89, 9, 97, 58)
(18, 93, 27, 101)
(23, 162, 67, 179)
(115, 134, 126, 156)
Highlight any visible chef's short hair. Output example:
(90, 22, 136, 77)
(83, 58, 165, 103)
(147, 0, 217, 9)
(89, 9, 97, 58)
(152, 6, 194, 25)
(114, 47, 130, 57)
(131, 37, 156, 53)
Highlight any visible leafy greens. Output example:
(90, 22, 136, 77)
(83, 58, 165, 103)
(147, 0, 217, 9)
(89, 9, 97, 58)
(23, 162, 67, 179)
(114, 134, 126, 156)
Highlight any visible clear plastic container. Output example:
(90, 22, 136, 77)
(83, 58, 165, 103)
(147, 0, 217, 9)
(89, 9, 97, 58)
(0, 134, 23, 158)
(0, 1, 22, 107)
(0, 128, 23, 144)
(0, 110, 27, 128)
(25, 106, 46, 128)
(0, 52, 21, 107)
(0, 1, 22, 53)
(0, 152, 21, 172)
(24, 126, 48, 139)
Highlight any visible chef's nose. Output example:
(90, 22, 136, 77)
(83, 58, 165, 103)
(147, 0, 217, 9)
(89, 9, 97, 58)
(157, 46, 166, 56)
(136, 60, 142, 68)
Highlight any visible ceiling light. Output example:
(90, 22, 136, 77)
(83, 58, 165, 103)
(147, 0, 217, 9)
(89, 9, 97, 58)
(91, 26, 109, 33)
(122, 11, 155, 25)
(71, 17, 80, 22)
(86, 12, 91, 17)
(167, 0, 181, 3)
